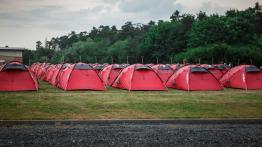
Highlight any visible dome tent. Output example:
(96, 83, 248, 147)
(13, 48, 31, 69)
(200, 64, 224, 80)
(100, 64, 129, 86)
(166, 65, 223, 91)
(112, 64, 166, 91)
(151, 64, 174, 83)
(220, 65, 262, 90)
(50, 64, 70, 86)
(0, 61, 38, 91)
(57, 63, 105, 91)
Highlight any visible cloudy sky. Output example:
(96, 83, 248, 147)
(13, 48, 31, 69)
(0, 0, 259, 49)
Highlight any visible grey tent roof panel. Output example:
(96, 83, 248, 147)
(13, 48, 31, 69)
(135, 65, 151, 70)
(74, 63, 93, 70)
(93, 65, 105, 70)
(246, 66, 261, 72)
(2, 63, 27, 71)
(190, 66, 208, 73)
(158, 65, 173, 70)
(112, 64, 129, 69)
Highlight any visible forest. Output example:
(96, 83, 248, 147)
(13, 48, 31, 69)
(23, 2, 262, 66)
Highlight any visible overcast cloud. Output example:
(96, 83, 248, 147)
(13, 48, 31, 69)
(0, 0, 259, 49)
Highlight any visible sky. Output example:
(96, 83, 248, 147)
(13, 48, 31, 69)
(0, 0, 260, 49)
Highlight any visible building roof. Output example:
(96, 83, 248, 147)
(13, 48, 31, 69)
(0, 47, 25, 51)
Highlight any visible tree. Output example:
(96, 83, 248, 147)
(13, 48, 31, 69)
(255, 2, 261, 11)
(188, 16, 227, 47)
(197, 11, 207, 21)
(36, 41, 42, 50)
(29, 3, 262, 66)
(107, 40, 129, 63)
(120, 21, 135, 38)
(170, 10, 180, 21)
(23, 49, 36, 65)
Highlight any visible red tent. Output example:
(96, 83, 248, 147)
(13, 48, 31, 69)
(36, 63, 48, 79)
(112, 64, 166, 91)
(213, 64, 230, 74)
(39, 63, 51, 80)
(100, 64, 128, 86)
(0, 61, 38, 91)
(30, 63, 37, 73)
(36, 63, 43, 75)
(52, 64, 71, 86)
(32, 63, 41, 75)
(49, 64, 62, 86)
(170, 64, 184, 71)
(220, 65, 262, 90)
(57, 63, 105, 91)
(35, 63, 41, 77)
(92, 63, 108, 74)
(43, 64, 55, 82)
(146, 64, 154, 67)
(200, 64, 224, 80)
(166, 65, 223, 91)
(151, 64, 174, 82)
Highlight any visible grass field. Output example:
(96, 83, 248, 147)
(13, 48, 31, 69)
(0, 81, 262, 120)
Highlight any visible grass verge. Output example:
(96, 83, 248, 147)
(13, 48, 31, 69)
(0, 81, 261, 120)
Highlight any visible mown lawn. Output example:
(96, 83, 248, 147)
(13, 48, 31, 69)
(0, 81, 262, 120)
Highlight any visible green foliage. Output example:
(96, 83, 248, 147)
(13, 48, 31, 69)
(188, 8, 259, 48)
(23, 50, 36, 65)
(108, 39, 129, 63)
(188, 16, 227, 48)
(142, 14, 194, 63)
(26, 3, 262, 66)
(63, 38, 110, 63)
(175, 37, 262, 66)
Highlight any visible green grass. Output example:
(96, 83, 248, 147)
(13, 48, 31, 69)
(0, 81, 262, 120)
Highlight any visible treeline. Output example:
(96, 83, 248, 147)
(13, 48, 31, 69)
(24, 2, 262, 66)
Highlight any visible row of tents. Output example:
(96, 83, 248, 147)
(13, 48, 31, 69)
(32, 62, 262, 91)
(0, 61, 261, 91)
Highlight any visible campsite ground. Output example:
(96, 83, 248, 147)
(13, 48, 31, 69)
(0, 81, 262, 120)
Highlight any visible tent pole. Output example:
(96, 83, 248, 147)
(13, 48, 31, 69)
(111, 56, 113, 64)
(29, 56, 31, 65)
(127, 56, 129, 64)
(156, 57, 158, 64)
(141, 56, 144, 64)
(170, 57, 173, 64)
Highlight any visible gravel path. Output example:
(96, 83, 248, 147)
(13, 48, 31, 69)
(0, 122, 261, 147)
